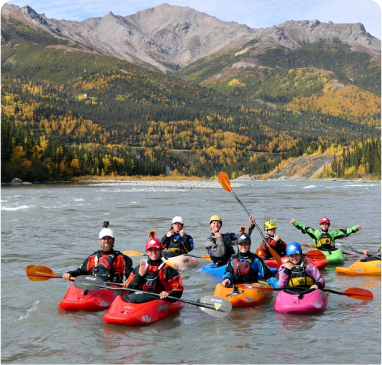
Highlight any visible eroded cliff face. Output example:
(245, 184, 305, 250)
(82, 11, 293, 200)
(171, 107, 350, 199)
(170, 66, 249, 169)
(2, 3, 380, 72)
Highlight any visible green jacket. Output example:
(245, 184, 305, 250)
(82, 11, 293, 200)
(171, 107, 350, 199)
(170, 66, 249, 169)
(292, 220, 359, 249)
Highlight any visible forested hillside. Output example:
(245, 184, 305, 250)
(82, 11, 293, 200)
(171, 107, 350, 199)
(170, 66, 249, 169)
(1, 14, 381, 182)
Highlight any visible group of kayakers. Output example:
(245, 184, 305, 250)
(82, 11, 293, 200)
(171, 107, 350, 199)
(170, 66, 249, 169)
(62, 213, 367, 303)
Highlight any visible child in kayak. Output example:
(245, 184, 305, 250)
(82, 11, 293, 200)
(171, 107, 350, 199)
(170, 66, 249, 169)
(161, 216, 194, 258)
(123, 237, 184, 303)
(62, 223, 133, 283)
(205, 215, 237, 267)
(290, 217, 362, 251)
(278, 242, 325, 290)
(221, 231, 279, 288)
(258, 219, 288, 259)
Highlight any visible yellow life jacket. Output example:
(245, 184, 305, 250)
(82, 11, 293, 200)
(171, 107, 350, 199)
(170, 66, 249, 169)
(288, 264, 314, 287)
(316, 232, 335, 249)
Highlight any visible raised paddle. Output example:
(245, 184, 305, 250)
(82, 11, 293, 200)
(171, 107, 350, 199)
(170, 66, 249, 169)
(217, 171, 282, 267)
(336, 243, 381, 260)
(74, 275, 232, 318)
(305, 250, 327, 260)
(123, 250, 212, 261)
(242, 284, 374, 301)
(26, 265, 74, 281)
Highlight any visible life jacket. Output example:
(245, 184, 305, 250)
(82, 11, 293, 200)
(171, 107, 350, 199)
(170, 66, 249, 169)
(232, 253, 258, 283)
(141, 262, 166, 293)
(262, 235, 286, 258)
(288, 263, 315, 287)
(316, 231, 335, 250)
(163, 234, 188, 254)
(91, 252, 121, 282)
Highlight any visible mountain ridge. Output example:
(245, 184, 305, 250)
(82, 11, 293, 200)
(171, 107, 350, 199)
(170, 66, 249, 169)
(2, 3, 380, 73)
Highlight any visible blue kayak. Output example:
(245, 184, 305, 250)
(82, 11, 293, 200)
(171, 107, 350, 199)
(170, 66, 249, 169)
(201, 263, 278, 279)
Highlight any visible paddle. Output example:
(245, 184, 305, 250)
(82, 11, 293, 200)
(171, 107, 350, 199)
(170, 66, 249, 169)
(242, 284, 373, 301)
(305, 250, 327, 261)
(302, 243, 353, 256)
(336, 243, 381, 260)
(26, 265, 74, 281)
(217, 171, 282, 267)
(122, 250, 212, 261)
(74, 275, 232, 318)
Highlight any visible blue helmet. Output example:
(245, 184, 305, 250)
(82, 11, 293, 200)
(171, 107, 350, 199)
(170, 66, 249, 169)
(286, 242, 302, 256)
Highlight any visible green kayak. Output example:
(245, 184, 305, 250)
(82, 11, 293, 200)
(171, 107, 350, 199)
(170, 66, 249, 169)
(321, 248, 345, 264)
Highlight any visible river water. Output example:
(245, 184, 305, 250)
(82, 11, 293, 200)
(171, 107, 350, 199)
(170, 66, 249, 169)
(1, 179, 381, 364)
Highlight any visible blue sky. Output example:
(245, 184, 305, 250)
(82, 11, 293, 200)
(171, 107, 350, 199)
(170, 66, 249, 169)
(3, 0, 381, 39)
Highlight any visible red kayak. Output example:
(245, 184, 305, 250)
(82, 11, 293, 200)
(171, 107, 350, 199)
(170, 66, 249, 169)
(59, 283, 122, 311)
(264, 256, 330, 270)
(103, 295, 185, 326)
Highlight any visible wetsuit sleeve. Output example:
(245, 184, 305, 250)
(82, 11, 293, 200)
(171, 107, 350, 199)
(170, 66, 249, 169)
(205, 236, 226, 258)
(277, 265, 290, 287)
(126, 266, 143, 289)
(66, 255, 93, 277)
(254, 257, 279, 288)
(162, 266, 184, 299)
(123, 254, 133, 279)
(222, 258, 234, 283)
(161, 234, 169, 248)
(182, 234, 194, 252)
(293, 221, 320, 243)
(306, 264, 325, 289)
(330, 226, 360, 241)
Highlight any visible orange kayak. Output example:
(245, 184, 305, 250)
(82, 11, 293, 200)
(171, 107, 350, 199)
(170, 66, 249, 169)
(213, 282, 272, 307)
(336, 259, 381, 276)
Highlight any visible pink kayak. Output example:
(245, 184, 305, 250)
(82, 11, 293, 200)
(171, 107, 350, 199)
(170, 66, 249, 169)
(273, 289, 328, 314)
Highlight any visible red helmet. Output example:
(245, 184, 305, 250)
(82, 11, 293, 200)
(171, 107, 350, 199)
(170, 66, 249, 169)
(145, 237, 162, 251)
(319, 217, 330, 225)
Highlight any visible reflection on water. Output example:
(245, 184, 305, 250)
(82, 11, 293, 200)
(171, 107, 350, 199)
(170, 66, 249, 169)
(1, 181, 380, 364)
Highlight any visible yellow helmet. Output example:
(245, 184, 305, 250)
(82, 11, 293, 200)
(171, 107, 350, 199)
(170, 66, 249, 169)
(264, 220, 277, 230)
(210, 215, 223, 225)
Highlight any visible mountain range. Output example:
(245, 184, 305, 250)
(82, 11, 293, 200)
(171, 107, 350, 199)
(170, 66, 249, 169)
(1, 3, 381, 181)
(2, 3, 380, 73)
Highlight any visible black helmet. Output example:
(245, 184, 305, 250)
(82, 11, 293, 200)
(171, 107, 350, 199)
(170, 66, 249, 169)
(237, 232, 251, 245)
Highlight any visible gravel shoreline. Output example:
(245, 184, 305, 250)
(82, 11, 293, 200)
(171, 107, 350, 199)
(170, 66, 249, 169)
(81, 179, 249, 189)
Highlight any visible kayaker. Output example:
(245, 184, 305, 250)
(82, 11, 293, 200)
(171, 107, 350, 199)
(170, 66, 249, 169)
(62, 225, 133, 283)
(361, 245, 381, 262)
(221, 232, 279, 288)
(258, 219, 288, 259)
(160, 216, 194, 258)
(205, 215, 237, 267)
(290, 217, 362, 251)
(123, 237, 184, 303)
(278, 242, 325, 290)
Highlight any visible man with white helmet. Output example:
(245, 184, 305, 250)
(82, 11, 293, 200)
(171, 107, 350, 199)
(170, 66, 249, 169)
(62, 222, 133, 283)
(161, 216, 194, 258)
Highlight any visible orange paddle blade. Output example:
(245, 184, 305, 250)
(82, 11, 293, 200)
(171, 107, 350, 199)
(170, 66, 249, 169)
(267, 244, 282, 267)
(306, 250, 327, 260)
(344, 288, 374, 301)
(218, 172, 232, 192)
(201, 254, 213, 262)
(26, 265, 59, 281)
(122, 250, 145, 256)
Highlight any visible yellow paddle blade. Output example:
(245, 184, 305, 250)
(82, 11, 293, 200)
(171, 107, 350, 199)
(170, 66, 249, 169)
(218, 172, 232, 192)
(122, 250, 145, 256)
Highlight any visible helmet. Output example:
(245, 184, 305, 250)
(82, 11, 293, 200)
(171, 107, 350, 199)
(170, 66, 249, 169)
(264, 220, 277, 230)
(210, 215, 223, 225)
(286, 242, 302, 256)
(145, 237, 162, 251)
(99, 228, 114, 239)
(172, 216, 183, 225)
(319, 217, 330, 225)
(237, 232, 251, 245)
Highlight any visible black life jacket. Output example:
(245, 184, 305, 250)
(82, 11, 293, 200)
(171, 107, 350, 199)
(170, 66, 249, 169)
(163, 234, 188, 254)
(232, 253, 258, 283)
(91, 251, 121, 282)
(288, 263, 314, 288)
(316, 231, 335, 250)
(141, 262, 165, 293)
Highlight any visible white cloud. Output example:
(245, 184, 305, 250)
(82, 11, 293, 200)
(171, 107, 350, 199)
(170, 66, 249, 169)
(2, 0, 381, 38)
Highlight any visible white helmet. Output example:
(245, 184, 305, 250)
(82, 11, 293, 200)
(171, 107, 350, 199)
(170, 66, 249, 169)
(99, 228, 115, 239)
(172, 216, 183, 225)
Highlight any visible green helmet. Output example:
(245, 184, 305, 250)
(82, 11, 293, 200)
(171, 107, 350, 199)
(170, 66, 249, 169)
(264, 220, 277, 230)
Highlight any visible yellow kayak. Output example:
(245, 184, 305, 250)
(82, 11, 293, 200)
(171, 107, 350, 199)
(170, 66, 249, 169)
(336, 259, 381, 276)
(213, 282, 273, 307)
